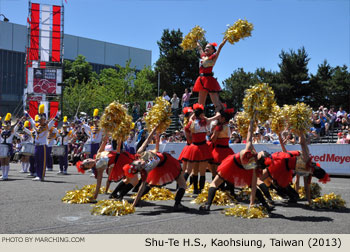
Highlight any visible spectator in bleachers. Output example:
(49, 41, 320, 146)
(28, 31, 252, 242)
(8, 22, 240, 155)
(171, 93, 180, 116)
(326, 107, 337, 130)
(318, 111, 328, 136)
(335, 106, 346, 126)
(181, 87, 192, 108)
(162, 91, 170, 102)
(341, 114, 349, 130)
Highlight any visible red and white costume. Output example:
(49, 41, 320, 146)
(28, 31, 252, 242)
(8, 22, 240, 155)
(108, 151, 135, 182)
(124, 151, 182, 186)
(211, 123, 234, 165)
(181, 119, 213, 162)
(193, 53, 221, 93)
(217, 151, 257, 188)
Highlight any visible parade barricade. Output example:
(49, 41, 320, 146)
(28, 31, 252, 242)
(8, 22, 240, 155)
(147, 143, 350, 175)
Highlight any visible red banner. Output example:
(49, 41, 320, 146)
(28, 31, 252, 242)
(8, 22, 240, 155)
(52, 5, 61, 62)
(29, 3, 40, 61)
(29, 100, 39, 120)
(50, 101, 59, 119)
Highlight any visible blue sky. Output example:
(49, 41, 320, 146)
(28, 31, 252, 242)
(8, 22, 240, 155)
(1, 0, 349, 85)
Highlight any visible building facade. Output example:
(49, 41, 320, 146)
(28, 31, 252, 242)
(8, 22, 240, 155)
(0, 21, 152, 115)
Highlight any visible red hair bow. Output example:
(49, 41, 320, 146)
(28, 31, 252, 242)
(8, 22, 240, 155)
(76, 161, 85, 174)
(193, 103, 204, 111)
(209, 42, 217, 47)
(319, 173, 331, 184)
(183, 107, 193, 114)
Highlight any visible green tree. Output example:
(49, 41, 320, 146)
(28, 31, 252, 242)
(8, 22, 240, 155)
(307, 60, 334, 108)
(278, 47, 310, 104)
(329, 65, 350, 111)
(221, 68, 256, 110)
(154, 29, 199, 97)
(63, 55, 97, 86)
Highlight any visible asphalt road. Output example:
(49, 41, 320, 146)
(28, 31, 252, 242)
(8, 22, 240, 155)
(1, 163, 349, 234)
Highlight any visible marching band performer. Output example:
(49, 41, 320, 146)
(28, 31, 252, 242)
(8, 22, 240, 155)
(58, 116, 74, 175)
(18, 120, 34, 173)
(82, 109, 104, 159)
(180, 103, 220, 194)
(193, 39, 227, 112)
(0, 113, 19, 180)
(25, 105, 59, 181)
(46, 122, 59, 171)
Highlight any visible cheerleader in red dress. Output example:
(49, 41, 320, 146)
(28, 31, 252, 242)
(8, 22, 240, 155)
(200, 116, 272, 211)
(178, 107, 193, 184)
(102, 140, 136, 200)
(76, 136, 137, 201)
(210, 108, 235, 176)
(259, 133, 330, 205)
(193, 39, 227, 112)
(124, 125, 188, 212)
(181, 104, 221, 194)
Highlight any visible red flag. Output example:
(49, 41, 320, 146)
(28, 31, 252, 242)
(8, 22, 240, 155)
(27, 17, 30, 24)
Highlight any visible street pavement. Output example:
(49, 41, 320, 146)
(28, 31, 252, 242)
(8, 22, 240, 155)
(0, 162, 349, 234)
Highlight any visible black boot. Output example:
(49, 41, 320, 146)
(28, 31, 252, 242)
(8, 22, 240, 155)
(173, 188, 188, 211)
(255, 188, 274, 211)
(259, 183, 274, 205)
(116, 183, 134, 200)
(184, 172, 190, 182)
(192, 175, 199, 194)
(132, 179, 142, 192)
(226, 182, 236, 198)
(285, 184, 300, 203)
(110, 181, 126, 199)
(199, 187, 217, 211)
(199, 176, 206, 193)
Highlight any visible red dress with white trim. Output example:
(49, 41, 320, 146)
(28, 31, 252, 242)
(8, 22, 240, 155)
(140, 151, 182, 186)
(211, 124, 234, 165)
(193, 53, 221, 93)
(181, 119, 213, 162)
(217, 152, 255, 187)
(108, 151, 135, 182)
(178, 122, 192, 162)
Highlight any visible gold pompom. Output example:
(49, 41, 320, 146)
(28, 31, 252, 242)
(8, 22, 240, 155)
(235, 111, 256, 139)
(283, 103, 313, 135)
(131, 187, 175, 201)
(270, 105, 287, 134)
(91, 200, 135, 216)
(39, 104, 45, 114)
(35, 115, 40, 122)
(292, 182, 322, 199)
(181, 25, 206, 51)
(224, 19, 254, 45)
(144, 97, 172, 134)
(61, 184, 111, 204)
(242, 83, 276, 123)
(4, 113, 11, 122)
(235, 186, 252, 201)
(224, 204, 269, 219)
(100, 101, 132, 141)
(312, 193, 346, 209)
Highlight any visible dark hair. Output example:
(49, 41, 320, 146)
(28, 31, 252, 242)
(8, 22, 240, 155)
(208, 44, 217, 53)
(312, 164, 326, 179)
(194, 109, 203, 118)
(257, 151, 271, 169)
